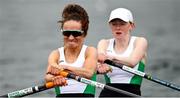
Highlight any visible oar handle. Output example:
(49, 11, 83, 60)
(104, 59, 123, 68)
(45, 82, 54, 88)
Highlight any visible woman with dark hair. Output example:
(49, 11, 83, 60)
(45, 4, 97, 97)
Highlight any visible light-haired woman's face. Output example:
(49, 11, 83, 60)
(62, 20, 85, 48)
(109, 19, 133, 39)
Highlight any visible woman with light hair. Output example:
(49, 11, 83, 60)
(97, 8, 148, 97)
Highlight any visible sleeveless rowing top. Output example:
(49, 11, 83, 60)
(104, 36, 145, 85)
(54, 45, 96, 95)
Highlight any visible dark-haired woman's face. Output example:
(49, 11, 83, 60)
(62, 20, 85, 48)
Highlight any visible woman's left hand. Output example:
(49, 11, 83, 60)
(47, 65, 64, 75)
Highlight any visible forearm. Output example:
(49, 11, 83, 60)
(65, 66, 94, 79)
(112, 56, 137, 68)
(48, 49, 60, 68)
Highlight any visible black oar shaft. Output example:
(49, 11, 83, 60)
(61, 72, 139, 97)
(104, 59, 180, 91)
(1, 85, 49, 97)
(0, 82, 54, 97)
(104, 85, 139, 97)
(144, 74, 180, 91)
(49, 71, 139, 96)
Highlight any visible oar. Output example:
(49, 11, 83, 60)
(0, 82, 54, 97)
(1, 71, 139, 97)
(58, 71, 139, 97)
(104, 59, 180, 91)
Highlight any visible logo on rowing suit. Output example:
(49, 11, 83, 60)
(106, 50, 112, 53)
(59, 60, 64, 63)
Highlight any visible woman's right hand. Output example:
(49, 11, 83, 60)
(97, 63, 112, 74)
(52, 76, 67, 86)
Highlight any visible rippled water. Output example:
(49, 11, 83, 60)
(0, 0, 180, 97)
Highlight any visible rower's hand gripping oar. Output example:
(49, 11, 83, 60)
(1, 71, 139, 97)
(104, 59, 180, 91)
